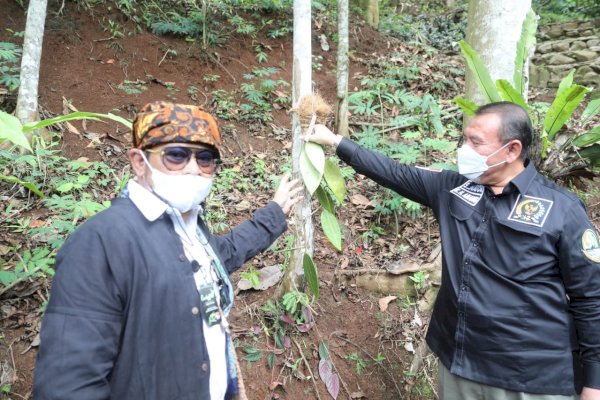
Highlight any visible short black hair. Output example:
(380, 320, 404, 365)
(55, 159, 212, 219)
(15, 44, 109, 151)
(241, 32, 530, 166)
(475, 102, 532, 160)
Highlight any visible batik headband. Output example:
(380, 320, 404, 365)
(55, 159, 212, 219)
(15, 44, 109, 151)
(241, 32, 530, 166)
(132, 101, 221, 154)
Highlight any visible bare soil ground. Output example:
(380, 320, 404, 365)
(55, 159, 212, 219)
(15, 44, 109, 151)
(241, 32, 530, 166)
(2, 1, 598, 400)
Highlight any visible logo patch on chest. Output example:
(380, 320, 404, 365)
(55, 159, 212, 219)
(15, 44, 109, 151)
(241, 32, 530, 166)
(582, 229, 600, 263)
(450, 181, 484, 206)
(507, 194, 553, 227)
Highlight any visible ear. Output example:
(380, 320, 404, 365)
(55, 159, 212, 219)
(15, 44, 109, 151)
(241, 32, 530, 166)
(128, 149, 148, 179)
(506, 140, 523, 164)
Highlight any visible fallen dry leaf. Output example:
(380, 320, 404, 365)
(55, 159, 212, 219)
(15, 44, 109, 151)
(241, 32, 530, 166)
(350, 194, 371, 207)
(378, 295, 397, 312)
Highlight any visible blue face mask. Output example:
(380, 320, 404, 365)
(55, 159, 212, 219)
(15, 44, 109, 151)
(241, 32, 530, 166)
(456, 142, 510, 181)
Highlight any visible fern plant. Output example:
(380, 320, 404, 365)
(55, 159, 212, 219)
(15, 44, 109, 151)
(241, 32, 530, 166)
(0, 41, 22, 91)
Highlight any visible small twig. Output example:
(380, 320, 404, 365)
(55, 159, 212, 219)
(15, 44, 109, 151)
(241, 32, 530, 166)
(157, 49, 172, 67)
(93, 36, 116, 42)
(292, 338, 322, 400)
(208, 53, 237, 84)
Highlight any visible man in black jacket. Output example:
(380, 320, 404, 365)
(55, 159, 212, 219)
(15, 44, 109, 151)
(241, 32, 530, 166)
(34, 101, 302, 399)
(305, 102, 600, 400)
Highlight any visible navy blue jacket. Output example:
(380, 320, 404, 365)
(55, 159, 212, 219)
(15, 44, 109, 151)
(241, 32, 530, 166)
(33, 198, 287, 399)
(337, 138, 600, 395)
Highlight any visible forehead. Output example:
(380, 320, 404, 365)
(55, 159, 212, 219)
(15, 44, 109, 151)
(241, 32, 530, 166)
(464, 113, 502, 142)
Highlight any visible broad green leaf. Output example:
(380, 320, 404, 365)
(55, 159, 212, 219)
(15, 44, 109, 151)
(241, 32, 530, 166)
(23, 111, 132, 132)
(556, 69, 575, 100)
(496, 80, 528, 110)
(572, 127, 600, 147)
(0, 111, 31, 151)
(299, 146, 322, 195)
(321, 209, 342, 251)
(0, 174, 44, 197)
(581, 98, 600, 125)
(513, 8, 538, 96)
(578, 144, 600, 166)
(452, 97, 478, 116)
(323, 159, 346, 203)
(315, 186, 334, 213)
(303, 253, 319, 298)
(305, 142, 325, 174)
(458, 40, 502, 103)
(543, 84, 590, 141)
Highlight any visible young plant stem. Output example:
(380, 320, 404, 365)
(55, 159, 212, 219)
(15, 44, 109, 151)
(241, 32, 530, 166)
(333, 333, 402, 397)
(292, 338, 322, 400)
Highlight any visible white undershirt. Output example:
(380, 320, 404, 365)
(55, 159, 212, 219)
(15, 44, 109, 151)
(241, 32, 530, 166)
(127, 180, 227, 399)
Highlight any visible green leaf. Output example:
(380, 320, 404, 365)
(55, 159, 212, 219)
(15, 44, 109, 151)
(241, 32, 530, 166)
(323, 159, 346, 203)
(496, 80, 528, 110)
(303, 253, 320, 298)
(513, 8, 538, 96)
(315, 186, 334, 213)
(321, 209, 342, 251)
(305, 142, 325, 175)
(0, 174, 43, 197)
(299, 143, 324, 195)
(22, 111, 132, 133)
(458, 40, 502, 103)
(452, 97, 478, 116)
(578, 144, 600, 166)
(319, 341, 330, 360)
(581, 98, 600, 126)
(56, 182, 74, 193)
(0, 111, 31, 151)
(543, 84, 590, 141)
(572, 127, 600, 147)
(556, 69, 575, 100)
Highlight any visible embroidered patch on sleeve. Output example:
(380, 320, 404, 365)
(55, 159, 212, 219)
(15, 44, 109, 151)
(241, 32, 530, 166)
(507, 194, 553, 227)
(450, 181, 484, 206)
(581, 229, 600, 263)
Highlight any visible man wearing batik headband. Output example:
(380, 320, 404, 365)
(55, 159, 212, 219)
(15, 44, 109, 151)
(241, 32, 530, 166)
(34, 101, 303, 400)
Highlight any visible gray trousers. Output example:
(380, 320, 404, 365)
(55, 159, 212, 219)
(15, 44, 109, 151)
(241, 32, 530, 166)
(439, 364, 578, 400)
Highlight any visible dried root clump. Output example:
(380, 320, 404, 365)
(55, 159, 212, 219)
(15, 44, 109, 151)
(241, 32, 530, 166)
(291, 93, 332, 127)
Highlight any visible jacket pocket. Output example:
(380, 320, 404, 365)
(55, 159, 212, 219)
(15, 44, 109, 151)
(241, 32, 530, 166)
(449, 195, 475, 221)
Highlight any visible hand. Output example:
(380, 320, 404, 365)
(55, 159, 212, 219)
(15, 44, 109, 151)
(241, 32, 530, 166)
(581, 387, 600, 400)
(303, 124, 341, 147)
(272, 174, 303, 214)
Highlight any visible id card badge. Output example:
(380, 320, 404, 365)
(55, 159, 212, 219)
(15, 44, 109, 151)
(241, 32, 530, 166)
(198, 283, 221, 327)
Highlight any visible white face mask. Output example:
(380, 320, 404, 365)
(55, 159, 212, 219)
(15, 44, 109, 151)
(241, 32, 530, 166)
(141, 153, 213, 213)
(456, 142, 510, 181)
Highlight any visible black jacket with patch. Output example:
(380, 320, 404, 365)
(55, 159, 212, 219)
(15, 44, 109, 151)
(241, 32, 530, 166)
(337, 138, 600, 395)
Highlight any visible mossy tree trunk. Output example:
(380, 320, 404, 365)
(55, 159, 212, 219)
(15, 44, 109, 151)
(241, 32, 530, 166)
(465, 0, 531, 105)
(16, 0, 48, 127)
(278, 0, 313, 296)
(335, 0, 349, 137)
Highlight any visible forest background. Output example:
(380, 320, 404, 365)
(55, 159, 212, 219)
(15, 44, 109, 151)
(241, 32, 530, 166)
(1, 0, 600, 399)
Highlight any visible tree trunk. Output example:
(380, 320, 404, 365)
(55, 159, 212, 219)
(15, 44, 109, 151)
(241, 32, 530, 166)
(16, 0, 48, 126)
(335, 0, 349, 137)
(465, 0, 531, 105)
(278, 0, 313, 296)
(359, 0, 379, 28)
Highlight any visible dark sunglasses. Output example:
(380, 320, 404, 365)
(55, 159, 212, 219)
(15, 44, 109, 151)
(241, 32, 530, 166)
(147, 146, 221, 173)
